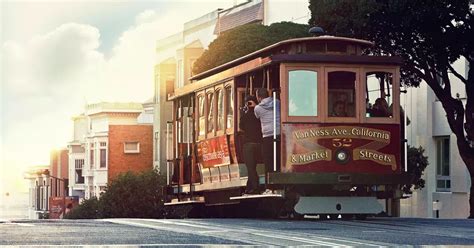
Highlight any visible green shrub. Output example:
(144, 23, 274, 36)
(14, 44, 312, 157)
(64, 197, 101, 219)
(65, 169, 166, 219)
(99, 169, 166, 218)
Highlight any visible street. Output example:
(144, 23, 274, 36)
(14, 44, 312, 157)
(1, 217, 474, 246)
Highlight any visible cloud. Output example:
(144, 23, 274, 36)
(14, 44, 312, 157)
(135, 9, 157, 24)
(1, 2, 233, 189)
(2, 23, 105, 169)
(3, 23, 105, 99)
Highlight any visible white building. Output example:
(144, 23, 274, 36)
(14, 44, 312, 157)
(24, 165, 52, 219)
(400, 58, 471, 218)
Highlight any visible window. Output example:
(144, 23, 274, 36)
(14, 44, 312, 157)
(198, 95, 205, 136)
(366, 71, 393, 118)
(100, 149, 107, 168)
(75, 159, 84, 169)
(207, 92, 215, 133)
(124, 142, 140, 153)
(216, 89, 224, 131)
(90, 143, 95, 167)
(436, 137, 451, 191)
(75, 168, 84, 184)
(225, 86, 234, 129)
(288, 70, 318, 116)
(328, 71, 356, 118)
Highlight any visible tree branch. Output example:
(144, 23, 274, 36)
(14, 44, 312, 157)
(448, 63, 468, 84)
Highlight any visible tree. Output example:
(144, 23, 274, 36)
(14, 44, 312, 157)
(402, 146, 429, 194)
(309, 0, 474, 217)
(192, 22, 310, 75)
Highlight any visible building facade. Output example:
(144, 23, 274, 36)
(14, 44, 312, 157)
(68, 102, 153, 200)
(400, 58, 471, 218)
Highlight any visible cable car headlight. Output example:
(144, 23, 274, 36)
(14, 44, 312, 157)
(335, 149, 350, 164)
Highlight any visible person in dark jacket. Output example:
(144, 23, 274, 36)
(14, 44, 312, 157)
(239, 95, 262, 194)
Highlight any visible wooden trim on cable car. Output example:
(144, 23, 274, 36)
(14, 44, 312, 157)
(205, 88, 216, 139)
(224, 82, 234, 135)
(215, 85, 225, 137)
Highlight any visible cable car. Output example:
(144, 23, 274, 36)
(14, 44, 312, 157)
(164, 35, 408, 219)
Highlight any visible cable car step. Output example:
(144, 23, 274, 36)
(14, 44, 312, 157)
(164, 197, 205, 206)
(230, 192, 284, 200)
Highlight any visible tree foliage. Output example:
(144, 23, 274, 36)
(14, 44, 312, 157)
(309, 0, 474, 218)
(402, 146, 429, 194)
(192, 22, 310, 75)
(65, 169, 166, 219)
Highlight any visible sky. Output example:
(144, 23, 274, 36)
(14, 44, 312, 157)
(0, 0, 240, 200)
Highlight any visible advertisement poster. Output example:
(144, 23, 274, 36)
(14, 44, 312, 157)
(197, 136, 230, 168)
(48, 196, 79, 219)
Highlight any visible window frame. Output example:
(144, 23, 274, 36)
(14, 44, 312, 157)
(206, 88, 216, 138)
(435, 136, 451, 192)
(224, 82, 234, 135)
(363, 67, 400, 124)
(124, 141, 140, 154)
(196, 91, 206, 141)
(215, 85, 225, 136)
(324, 67, 361, 123)
(281, 64, 322, 123)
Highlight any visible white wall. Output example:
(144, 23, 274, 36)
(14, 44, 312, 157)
(264, 0, 310, 25)
(73, 117, 87, 142)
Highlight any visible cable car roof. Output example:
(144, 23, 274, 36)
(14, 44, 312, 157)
(190, 36, 374, 81)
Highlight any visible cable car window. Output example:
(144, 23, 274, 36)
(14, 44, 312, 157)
(366, 72, 393, 118)
(328, 71, 356, 117)
(226, 87, 233, 129)
(217, 89, 224, 131)
(198, 95, 205, 136)
(207, 92, 214, 133)
(288, 70, 318, 116)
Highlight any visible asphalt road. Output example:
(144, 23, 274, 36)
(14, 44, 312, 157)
(1, 217, 473, 246)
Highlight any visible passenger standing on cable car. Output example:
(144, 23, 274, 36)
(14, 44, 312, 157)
(255, 88, 281, 187)
(239, 95, 262, 194)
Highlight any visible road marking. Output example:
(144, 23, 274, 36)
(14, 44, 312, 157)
(176, 219, 387, 247)
(10, 244, 257, 247)
(4, 222, 35, 227)
(104, 218, 385, 247)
